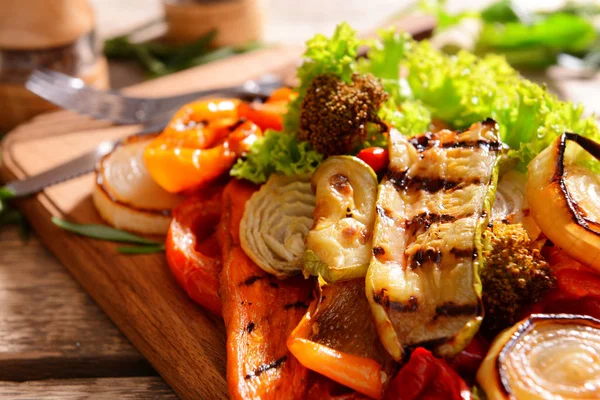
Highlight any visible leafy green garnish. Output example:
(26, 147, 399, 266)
(0, 186, 15, 200)
(116, 244, 166, 254)
(284, 22, 361, 133)
(231, 130, 323, 184)
(52, 217, 160, 245)
(105, 28, 262, 79)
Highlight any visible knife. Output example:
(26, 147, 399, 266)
(0, 119, 168, 199)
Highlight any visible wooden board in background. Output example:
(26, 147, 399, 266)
(0, 46, 302, 400)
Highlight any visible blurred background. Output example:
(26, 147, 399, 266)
(2, 0, 600, 131)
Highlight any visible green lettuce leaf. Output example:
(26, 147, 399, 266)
(231, 130, 324, 184)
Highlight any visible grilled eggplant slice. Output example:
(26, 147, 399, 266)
(477, 314, 600, 400)
(304, 156, 378, 283)
(366, 121, 503, 361)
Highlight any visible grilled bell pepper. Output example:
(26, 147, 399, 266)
(288, 279, 397, 399)
(144, 99, 262, 193)
(165, 187, 224, 315)
(218, 180, 314, 399)
(366, 121, 503, 361)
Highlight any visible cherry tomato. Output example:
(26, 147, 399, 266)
(165, 187, 224, 315)
(448, 334, 489, 382)
(384, 348, 470, 400)
(357, 147, 389, 174)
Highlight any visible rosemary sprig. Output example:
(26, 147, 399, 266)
(52, 217, 165, 254)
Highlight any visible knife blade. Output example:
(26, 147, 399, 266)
(1, 119, 168, 199)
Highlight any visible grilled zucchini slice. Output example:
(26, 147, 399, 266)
(304, 156, 378, 283)
(366, 120, 503, 361)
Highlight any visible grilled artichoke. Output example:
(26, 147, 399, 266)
(240, 174, 315, 278)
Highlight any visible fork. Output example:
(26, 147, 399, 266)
(25, 69, 284, 125)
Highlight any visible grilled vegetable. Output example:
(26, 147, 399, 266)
(287, 279, 397, 399)
(240, 174, 315, 278)
(304, 156, 378, 283)
(491, 170, 541, 240)
(93, 135, 185, 235)
(477, 314, 600, 399)
(527, 133, 600, 272)
(218, 180, 315, 399)
(367, 120, 503, 361)
(166, 188, 223, 315)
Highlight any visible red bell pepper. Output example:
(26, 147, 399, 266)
(384, 348, 471, 400)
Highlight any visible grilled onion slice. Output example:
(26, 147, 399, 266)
(477, 314, 600, 399)
(93, 135, 185, 235)
(492, 170, 541, 240)
(366, 121, 503, 361)
(240, 174, 315, 278)
(304, 156, 378, 283)
(527, 133, 600, 271)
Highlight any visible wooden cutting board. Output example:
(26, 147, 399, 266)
(0, 45, 303, 400)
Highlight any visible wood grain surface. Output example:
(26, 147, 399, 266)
(0, 227, 155, 382)
(0, 377, 178, 399)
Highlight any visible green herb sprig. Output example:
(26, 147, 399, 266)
(52, 217, 164, 254)
(104, 27, 262, 78)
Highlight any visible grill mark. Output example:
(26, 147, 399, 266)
(407, 212, 456, 231)
(390, 296, 419, 313)
(386, 169, 482, 194)
(411, 249, 442, 269)
(242, 276, 263, 286)
(373, 289, 389, 307)
(284, 301, 310, 310)
(435, 302, 479, 318)
(450, 247, 476, 258)
(244, 356, 287, 380)
(372, 246, 386, 257)
(228, 118, 248, 132)
(330, 174, 351, 196)
(442, 140, 502, 150)
(246, 322, 255, 333)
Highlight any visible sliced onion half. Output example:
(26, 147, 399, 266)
(527, 133, 600, 271)
(477, 314, 600, 399)
(93, 135, 185, 235)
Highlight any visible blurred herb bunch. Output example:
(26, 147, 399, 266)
(422, 0, 600, 70)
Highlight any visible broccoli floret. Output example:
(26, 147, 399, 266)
(298, 73, 389, 155)
(481, 223, 556, 335)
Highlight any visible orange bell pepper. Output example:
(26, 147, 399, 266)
(144, 99, 262, 193)
(218, 180, 315, 400)
(287, 279, 396, 400)
(165, 187, 224, 315)
(238, 101, 288, 131)
(267, 87, 294, 103)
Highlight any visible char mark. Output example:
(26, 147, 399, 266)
(390, 296, 419, 313)
(376, 205, 395, 220)
(244, 356, 288, 379)
(435, 302, 479, 318)
(330, 174, 352, 196)
(372, 246, 386, 257)
(411, 249, 442, 269)
(269, 282, 279, 289)
(407, 212, 456, 232)
(242, 276, 263, 286)
(284, 301, 310, 310)
(450, 247, 476, 259)
(387, 169, 482, 194)
(441, 140, 502, 151)
(246, 322, 255, 333)
(373, 289, 389, 307)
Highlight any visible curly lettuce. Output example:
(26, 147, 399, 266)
(233, 22, 600, 184)
(230, 130, 323, 184)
